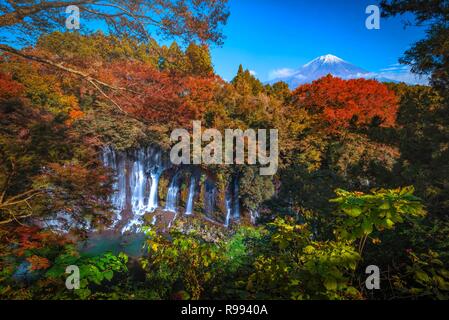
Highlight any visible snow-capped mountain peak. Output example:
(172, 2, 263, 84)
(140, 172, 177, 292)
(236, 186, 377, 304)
(267, 54, 394, 89)
(305, 54, 344, 66)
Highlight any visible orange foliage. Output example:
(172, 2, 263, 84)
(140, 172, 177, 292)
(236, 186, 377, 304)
(13, 226, 69, 257)
(26, 255, 51, 271)
(66, 108, 84, 125)
(0, 72, 24, 100)
(292, 75, 399, 129)
(93, 61, 219, 126)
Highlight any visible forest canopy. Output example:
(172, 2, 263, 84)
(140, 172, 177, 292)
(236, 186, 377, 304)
(0, 0, 448, 301)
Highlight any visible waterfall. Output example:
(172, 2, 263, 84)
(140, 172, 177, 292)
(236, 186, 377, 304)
(147, 149, 164, 211)
(224, 187, 232, 227)
(151, 215, 157, 225)
(43, 211, 76, 233)
(185, 175, 196, 215)
(101, 145, 245, 232)
(250, 209, 259, 224)
(147, 172, 160, 210)
(165, 172, 180, 212)
(224, 176, 240, 227)
(233, 177, 240, 220)
(101, 147, 126, 224)
(130, 149, 147, 216)
(121, 217, 142, 234)
(204, 177, 216, 216)
(101, 146, 167, 233)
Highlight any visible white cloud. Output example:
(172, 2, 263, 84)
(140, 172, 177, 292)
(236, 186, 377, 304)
(268, 68, 296, 80)
(374, 65, 429, 85)
(323, 65, 428, 85)
(380, 66, 408, 72)
(249, 70, 257, 76)
(382, 72, 428, 85)
(266, 62, 428, 85)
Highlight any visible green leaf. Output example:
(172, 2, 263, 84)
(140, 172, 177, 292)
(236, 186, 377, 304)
(385, 219, 395, 229)
(379, 202, 391, 210)
(415, 270, 431, 284)
(343, 206, 362, 217)
(304, 246, 315, 254)
(324, 278, 337, 291)
(361, 219, 373, 234)
(103, 270, 114, 281)
(76, 288, 91, 299)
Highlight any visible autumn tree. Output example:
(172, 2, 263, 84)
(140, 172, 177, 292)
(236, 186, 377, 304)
(159, 42, 190, 74)
(185, 42, 214, 76)
(265, 81, 291, 103)
(231, 64, 264, 95)
(0, 70, 113, 228)
(0, 0, 230, 45)
(292, 75, 399, 130)
(3, 31, 220, 127)
(0, 0, 230, 113)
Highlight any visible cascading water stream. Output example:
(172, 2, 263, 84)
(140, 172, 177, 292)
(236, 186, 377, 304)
(165, 172, 181, 212)
(123, 148, 167, 233)
(224, 177, 240, 227)
(233, 177, 240, 220)
(130, 149, 147, 216)
(101, 147, 126, 225)
(224, 188, 232, 227)
(101, 146, 245, 232)
(250, 209, 259, 224)
(204, 177, 216, 216)
(185, 175, 196, 215)
(101, 146, 168, 233)
(147, 173, 160, 211)
(147, 149, 164, 211)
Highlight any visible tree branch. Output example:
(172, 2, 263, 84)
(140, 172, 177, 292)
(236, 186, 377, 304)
(0, 0, 92, 27)
(0, 43, 136, 113)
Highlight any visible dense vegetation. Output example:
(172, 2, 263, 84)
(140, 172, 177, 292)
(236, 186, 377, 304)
(1, 0, 449, 300)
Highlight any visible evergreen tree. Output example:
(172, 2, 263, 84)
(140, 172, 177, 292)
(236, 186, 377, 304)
(186, 43, 214, 76)
(231, 64, 264, 95)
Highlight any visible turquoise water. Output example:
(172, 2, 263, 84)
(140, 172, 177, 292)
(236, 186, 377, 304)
(79, 233, 147, 258)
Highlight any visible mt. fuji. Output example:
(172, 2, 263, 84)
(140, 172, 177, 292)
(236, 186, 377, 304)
(268, 54, 394, 89)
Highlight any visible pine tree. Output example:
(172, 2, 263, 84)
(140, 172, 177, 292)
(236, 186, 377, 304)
(186, 43, 214, 76)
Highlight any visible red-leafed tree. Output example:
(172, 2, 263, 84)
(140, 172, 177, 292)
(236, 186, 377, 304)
(0, 72, 24, 100)
(0, 0, 230, 114)
(292, 75, 399, 130)
(94, 60, 219, 125)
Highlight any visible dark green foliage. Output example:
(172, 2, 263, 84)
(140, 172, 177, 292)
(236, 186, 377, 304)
(381, 0, 449, 93)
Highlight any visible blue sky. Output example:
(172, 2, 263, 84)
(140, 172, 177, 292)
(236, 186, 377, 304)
(0, 0, 428, 84)
(210, 0, 428, 83)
